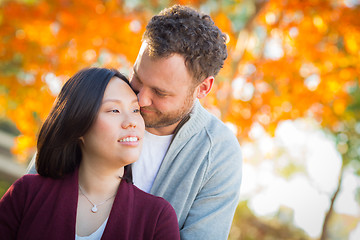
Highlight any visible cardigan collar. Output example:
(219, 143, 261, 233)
(61, 168, 134, 239)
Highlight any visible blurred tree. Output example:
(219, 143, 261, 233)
(229, 201, 310, 240)
(199, 0, 360, 239)
(0, 180, 12, 199)
(0, 0, 149, 160)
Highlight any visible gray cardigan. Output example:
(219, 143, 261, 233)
(27, 100, 242, 240)
(151, 100, 242, 240)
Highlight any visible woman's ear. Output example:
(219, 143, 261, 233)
(196, 76, 214, 99)
(79, 136, 84, 144)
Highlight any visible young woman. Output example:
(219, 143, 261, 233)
(0, 68, 180, 240)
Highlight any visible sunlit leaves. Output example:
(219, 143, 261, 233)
(0, 0, 149, 161)
(206, 0, 360, 144)
(1, 0, 360, 166)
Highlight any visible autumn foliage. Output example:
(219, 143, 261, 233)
(1, 0, 148, 160)
(1, 0, 360, 165)
(205, 0, 360, 140)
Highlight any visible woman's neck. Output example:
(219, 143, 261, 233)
(78, 161, 124, 199)
(76, 161, 123, 236)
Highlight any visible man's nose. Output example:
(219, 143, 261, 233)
(137, 88, 152, 107)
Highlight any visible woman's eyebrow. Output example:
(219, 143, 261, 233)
(102, 99, 139, 104)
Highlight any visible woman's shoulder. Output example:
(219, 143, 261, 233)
(13, 174, 43, 187)
(129, 184, 178, 229)
(128, 185, 180, 239)
(130, 184, 174, 210)
(17, 173, 53, 184)
(12, 174, 60, 194)
(2, 174, 51, 202)
(131, 184, 165, 200)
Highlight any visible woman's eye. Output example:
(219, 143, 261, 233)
(133, 109, 140, 113)
(110, 109, 120, 113)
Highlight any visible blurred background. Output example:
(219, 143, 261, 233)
(0, 0, 359, 239)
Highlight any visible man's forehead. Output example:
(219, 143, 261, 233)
(132, 41, 149, 72)
(133, 68, 172, 94)
(138, 41, 148, 56)
(133, 43, 194, 92)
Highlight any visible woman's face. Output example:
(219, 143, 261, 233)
(80, 76, 145, 168)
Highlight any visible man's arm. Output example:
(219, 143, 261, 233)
(25, 153, 37, 174)
(180, 139, 242, 240)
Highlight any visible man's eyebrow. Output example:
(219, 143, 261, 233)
(154, 87, 169, 94)
(133, 69, 170, 95)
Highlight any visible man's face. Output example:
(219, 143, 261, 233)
(130, 43, 197, 135)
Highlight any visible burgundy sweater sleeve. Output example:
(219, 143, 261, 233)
(154, 201, 180, 240)
(0, 177, 26, 239)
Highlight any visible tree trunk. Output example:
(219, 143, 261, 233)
(220, 0, 268, 122)
(320, 162, 345, 240)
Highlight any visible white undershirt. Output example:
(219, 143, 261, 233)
(132, 130, 173, 193)
(75, 217, 108, 240)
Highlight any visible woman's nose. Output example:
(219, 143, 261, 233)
(121, 114, 137, 129)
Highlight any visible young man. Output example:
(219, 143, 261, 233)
(27, 5, 242, 239)
(129, 5, 242, 240)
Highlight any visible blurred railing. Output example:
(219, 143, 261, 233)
(0, 131, 26, 183)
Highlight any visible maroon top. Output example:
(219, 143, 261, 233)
(0, 169, 180, 240)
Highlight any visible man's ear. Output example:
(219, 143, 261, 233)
(196, 76, 214, 99)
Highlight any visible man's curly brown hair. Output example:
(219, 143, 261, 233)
(143, 4, 228, 84)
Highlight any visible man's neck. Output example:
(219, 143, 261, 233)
(145, 122, 178, 136)
(145, 113, 192, 136)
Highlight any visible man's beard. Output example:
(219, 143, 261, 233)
(141, 93, 195, 129)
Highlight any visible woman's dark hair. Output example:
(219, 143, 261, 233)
(36, 67, 133, 182)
